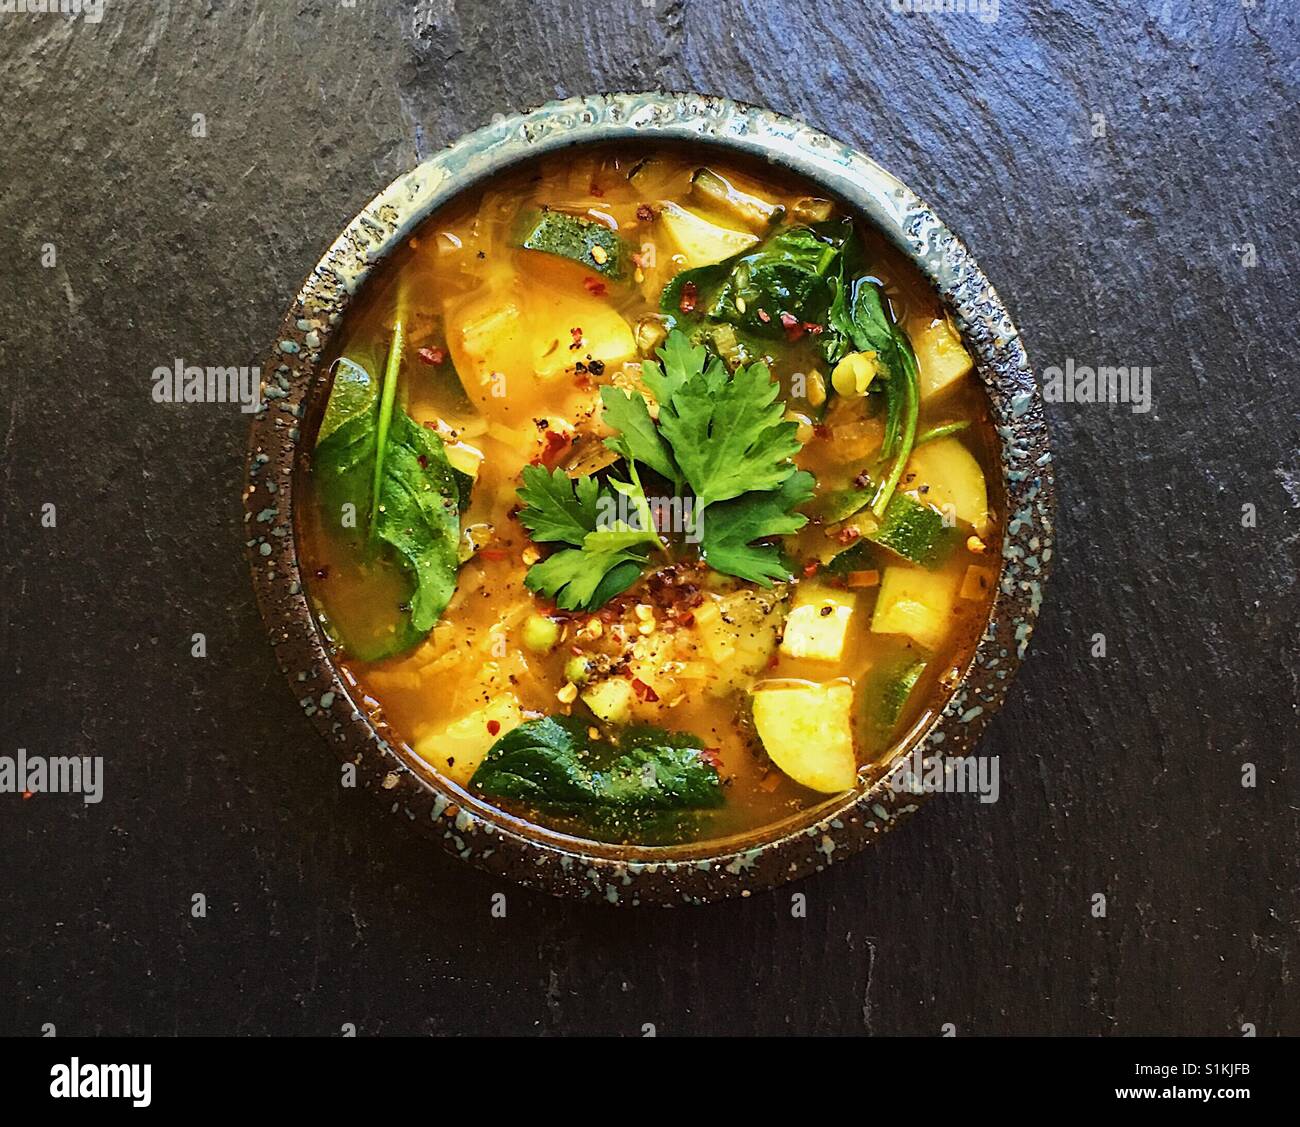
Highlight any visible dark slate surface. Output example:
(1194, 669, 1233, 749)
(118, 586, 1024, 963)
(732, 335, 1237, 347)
(1, 0, 1296, 1036)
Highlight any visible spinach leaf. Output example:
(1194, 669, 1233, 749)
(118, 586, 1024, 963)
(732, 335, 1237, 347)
(313, 346, 462, 660)
(821, 233, 921, 516)
(371, 412, 462, 634)
(661, 221, 849, 336)
(471, 716, 724, 811)
(369, 321, 404, 544)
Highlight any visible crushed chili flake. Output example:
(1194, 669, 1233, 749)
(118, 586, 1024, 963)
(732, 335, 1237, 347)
(678, 281, 698, 314)
(573, 373, 594, 390)
(756, 308, 771, 324)
(479, 547, 509, 561)
(636, 203, 655, 222)
(417, 454, 428, 469)
(589, 181, 605, 198)
(583, 276, 607, 297)
(417, 346, 446, 365)
(813, 423, 833, 440)
(804, 322, 823, 335)
(486, 719, 501, 736)
(779, 312, 804, 341)
(539, 429, 570, 466)
(802, 561, 820, 578)
(835, 527, 862, 545)
(569, 326, 584, 350)
(699, 747, 723, 769)
(630, 678, 659, 703)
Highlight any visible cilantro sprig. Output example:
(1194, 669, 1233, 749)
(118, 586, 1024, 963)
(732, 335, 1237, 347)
(516, 330, 814, 609)
(516, 465, 660, 611)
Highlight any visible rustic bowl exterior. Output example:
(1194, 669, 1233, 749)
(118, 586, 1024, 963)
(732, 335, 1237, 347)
(243, 91, 1054, 905)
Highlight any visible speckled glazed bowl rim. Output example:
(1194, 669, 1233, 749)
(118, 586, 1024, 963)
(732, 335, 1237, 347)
(244, 91, 1054, 906)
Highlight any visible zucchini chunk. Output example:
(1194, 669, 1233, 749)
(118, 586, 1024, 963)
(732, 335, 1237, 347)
(904, 436, 991, 536)
(912, 316, 974, 400)
(515, 208, 630, 279)
(413, 695, 523, 785)
(690, 167, 784, 232)
(656, 201, 758, 267)
(819, 484, 958, 570)
(582, 677, 634, 725)
(860, 654, 927, 755)
(752, 679, 857, 793)
(780, 584, 857, 662)
(693, 588, 788, 694)
(870, 565, 959, 651)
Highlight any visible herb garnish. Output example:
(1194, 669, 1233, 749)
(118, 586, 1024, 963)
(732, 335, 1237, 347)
(515, 330, 813, 607)
(516, 465, 657, 611)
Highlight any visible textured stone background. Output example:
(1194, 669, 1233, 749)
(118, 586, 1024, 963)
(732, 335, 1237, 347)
(1, 0, 1296, 1035)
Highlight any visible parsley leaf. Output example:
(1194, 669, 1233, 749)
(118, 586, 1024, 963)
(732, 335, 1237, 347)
(641, 331, 721, 406)
(582, 473, 661, 554)
(523, 545, 645, 610)
(516, 465, 655, 610)
(516, 464, 601, 545)
(699, 470, 816, 584)
(655, 352, 801, 514)
(598, 387, 679, 485)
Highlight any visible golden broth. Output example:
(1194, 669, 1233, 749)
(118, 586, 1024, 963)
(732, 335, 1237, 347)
(298, 144, 1001, 846)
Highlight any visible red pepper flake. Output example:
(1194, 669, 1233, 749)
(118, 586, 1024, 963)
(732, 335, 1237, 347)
(569, 326, 584, 350)
(756, 308, 771, 324)
(486, 719, 501, 736)
(804, 322, 824, 335)
(417, 346, 446, 365)
(480, 547, 509, 562)
(835, 527, 862, 545)
(678, 612, 695, 627)
(630, 678, 660, 703)
(573, 372, 594, 391)
(802, 561, 820, 578)
(589, 181, 605, 198)
(779, 312, 804, 341)
(699, 747, 723, 769)
(678, 282, 698, 315)
(417, 454, 428, 469)
(813, 423, 833, 440)
(539, 429, 570, 466)
(582, 276, 607, 297)
(636, 204, 656, 223)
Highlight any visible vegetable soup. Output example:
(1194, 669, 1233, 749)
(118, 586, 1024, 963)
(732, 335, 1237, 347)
(298, 145, 1001, 846)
